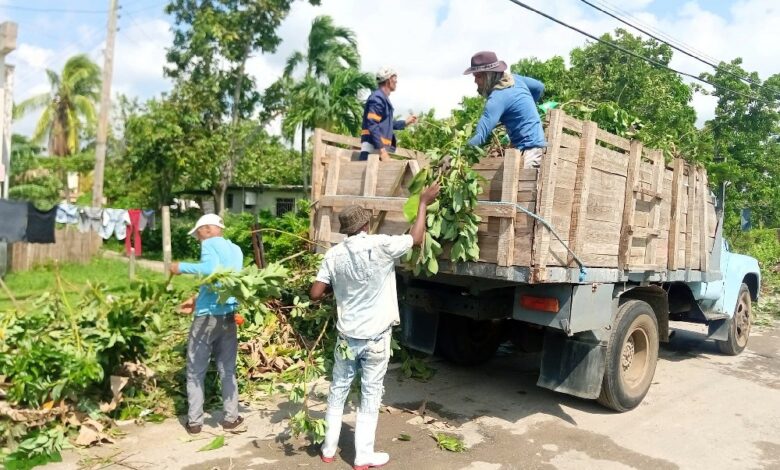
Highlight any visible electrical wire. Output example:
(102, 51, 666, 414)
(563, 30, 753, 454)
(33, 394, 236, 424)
(578, 0, 780, 99)
(503, 0, 777, 106)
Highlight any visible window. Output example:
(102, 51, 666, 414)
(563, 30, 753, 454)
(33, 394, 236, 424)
(276, 198, 295, 216)
(227, 193, 234, 209)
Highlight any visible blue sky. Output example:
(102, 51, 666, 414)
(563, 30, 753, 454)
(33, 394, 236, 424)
(1, 0, 778, 136)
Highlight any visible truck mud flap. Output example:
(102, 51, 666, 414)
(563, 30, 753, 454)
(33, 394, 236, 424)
(537, 331, 606, 399)
(399, 305, 439, 355)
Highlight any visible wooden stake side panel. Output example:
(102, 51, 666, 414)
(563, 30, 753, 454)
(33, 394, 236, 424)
(310, 117, 718, 273)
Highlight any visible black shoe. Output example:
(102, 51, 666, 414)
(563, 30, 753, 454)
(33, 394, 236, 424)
(186, 423, 202, 435)
(222, 415, 246, 433)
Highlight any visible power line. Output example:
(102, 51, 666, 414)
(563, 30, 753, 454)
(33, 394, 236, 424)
(503, 0, 776, 106)
(578, 0, 780, 99)
(0, 4, 107, 14)
(588, 0, 722, 65)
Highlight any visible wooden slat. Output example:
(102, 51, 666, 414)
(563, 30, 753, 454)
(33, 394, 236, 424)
(562, 114, 583, 133)
(319, 129, 361, 148)
(363, 153, 379, 197)
(319, 195, 516, 219)
(644, 150, 665, 266)
(310, 128, 326, 240)
(497, 150, 522, 267)
(699, 169, 710, 272)
(618, 140, 643, 270)
(684, 166, 696, 269)
(317, 151, 341, 251)
(667, 158, 685, 270)
(532, 109, 564, 278)
(568, 120, 596, 267)
(595, 128, 631, 152)
(371, 161, 410, 233)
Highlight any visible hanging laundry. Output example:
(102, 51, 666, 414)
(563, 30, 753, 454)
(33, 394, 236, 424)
(139, 209, 156, 231)
(99, 208, 128, 240)
(125, 209, 142, 256)
(0, 199, 28, 242)
(55, 203, 79, 225)
(25, 202, 56, 244)
(79, 207, 103, 233)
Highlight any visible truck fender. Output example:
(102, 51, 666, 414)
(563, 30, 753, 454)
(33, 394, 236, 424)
(715, 253, 760, 319)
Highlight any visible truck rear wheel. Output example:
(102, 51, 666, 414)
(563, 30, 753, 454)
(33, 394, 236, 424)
(598, 300, 659, 412)
(717, 284, 752, 356)
(437, 315, 503, 366)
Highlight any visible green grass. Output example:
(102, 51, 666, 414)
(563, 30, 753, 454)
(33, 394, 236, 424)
(0, 256, 193, 312)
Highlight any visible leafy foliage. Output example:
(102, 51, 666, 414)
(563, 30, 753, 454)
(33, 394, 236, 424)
(14, 54, 101, 156)
(403, 124, 484, 276)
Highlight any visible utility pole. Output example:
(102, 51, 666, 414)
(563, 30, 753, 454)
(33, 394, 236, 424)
(91, 0, 119, 208)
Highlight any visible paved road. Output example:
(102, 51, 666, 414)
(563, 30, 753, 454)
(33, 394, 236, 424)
(51, 322, 780, 470)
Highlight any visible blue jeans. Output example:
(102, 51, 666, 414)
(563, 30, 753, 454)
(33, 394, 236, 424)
(327, 329, 392, 414)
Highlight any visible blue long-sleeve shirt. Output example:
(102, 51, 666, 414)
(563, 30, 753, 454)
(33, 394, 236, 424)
(179, 236, 244, 316)
(468, 74, 546, 150)
(361, 88, 405, 150)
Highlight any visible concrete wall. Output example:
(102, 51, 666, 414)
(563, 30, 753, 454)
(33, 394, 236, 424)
(226, 188, 306, 216)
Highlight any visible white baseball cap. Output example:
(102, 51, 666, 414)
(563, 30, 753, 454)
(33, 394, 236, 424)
(188, 213, 225, 236)
(376, 66, 396, 83)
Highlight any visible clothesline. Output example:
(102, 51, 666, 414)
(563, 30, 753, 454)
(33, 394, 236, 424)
(55, 203, 156, 241)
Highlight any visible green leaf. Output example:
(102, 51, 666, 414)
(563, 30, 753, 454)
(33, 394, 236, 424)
(408, 168, 429, 194)
(426, 257, 439, 275)
(403, 193, 421, 223)
(432, 433, 466, 452)
(398, 434, 412, 441)
(198, 435, 225, 452)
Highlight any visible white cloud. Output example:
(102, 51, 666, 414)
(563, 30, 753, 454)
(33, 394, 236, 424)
(6, 0, 780, 139)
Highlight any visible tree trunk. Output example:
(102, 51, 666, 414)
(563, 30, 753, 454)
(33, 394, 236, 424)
(301, 127, 308, 194)
(215, 184, 226, 217)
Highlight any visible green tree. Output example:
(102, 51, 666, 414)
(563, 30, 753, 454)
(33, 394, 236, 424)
(164, 0, 320, 214)
(700, 59, 780, 231)
(265, 15, 370, 191)
(14, 54, 101, 156)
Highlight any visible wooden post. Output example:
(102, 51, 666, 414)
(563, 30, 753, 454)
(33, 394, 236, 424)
(316, 151, 341, 251)
(618, 140, 643, 270)
(91, 0, 118, 208)
(684, 166, 697, 269)
(667, 157, 685, 270)
(162, 206, 172, 274)
(497, 149, 521, 267)
(363, 153, 379, 197)
(128, 247, 136, 281)
(644, 150, 664, 267)
(567, 120, 596, 266)
(699, 169, 710, 272)
(531, 109, 564, 280)
(310, 128, 325, 242)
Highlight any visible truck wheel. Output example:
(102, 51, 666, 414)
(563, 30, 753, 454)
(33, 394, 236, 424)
(437, 314, 503, 366)
(717, 284, 752, 356)
(598, 300, 659, 412)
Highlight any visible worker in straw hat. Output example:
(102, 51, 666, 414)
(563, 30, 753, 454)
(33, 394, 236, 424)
(464, 50, 547, 168)
(359, 66, 418, 162)
(310, 183, 440, 469)
(169, 213, 246, 435)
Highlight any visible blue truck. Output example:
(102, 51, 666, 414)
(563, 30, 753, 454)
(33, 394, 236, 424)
(310, 110, 760, 412)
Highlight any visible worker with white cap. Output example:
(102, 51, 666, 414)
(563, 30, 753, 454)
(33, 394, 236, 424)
(170, 213, 246, 435)
(359, 66, 417, 161)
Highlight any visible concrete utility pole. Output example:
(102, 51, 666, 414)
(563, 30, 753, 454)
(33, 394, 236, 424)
(91, 0, 119, 208)
(0, 22, 17, 200)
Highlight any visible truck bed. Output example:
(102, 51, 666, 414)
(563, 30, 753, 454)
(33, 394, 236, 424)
(309, 110, 718, 284)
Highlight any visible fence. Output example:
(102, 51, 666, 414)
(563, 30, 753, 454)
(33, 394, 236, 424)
(9, 228, 102, 272)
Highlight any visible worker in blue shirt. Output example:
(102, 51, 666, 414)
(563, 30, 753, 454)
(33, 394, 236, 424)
(170, 213, 246, 435)
(359, 67, 417, 161)
(464, 51, 547, 168)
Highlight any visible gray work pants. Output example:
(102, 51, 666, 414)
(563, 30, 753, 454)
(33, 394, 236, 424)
(186, 314, 239, 426)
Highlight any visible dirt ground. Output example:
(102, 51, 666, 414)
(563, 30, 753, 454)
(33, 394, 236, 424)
(47, 321, 780, 470)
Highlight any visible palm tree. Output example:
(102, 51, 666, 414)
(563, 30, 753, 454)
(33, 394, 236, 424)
(15, 54, 101, 156)
(273, 15, 367, 191)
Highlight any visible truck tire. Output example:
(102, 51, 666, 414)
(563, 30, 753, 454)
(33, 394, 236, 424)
(437, 314, 503, 366)
(597, 300, 659, 412)
(717, 283, 752, 356)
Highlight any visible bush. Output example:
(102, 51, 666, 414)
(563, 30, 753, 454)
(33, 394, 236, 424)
(728, 228, 780, 286)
